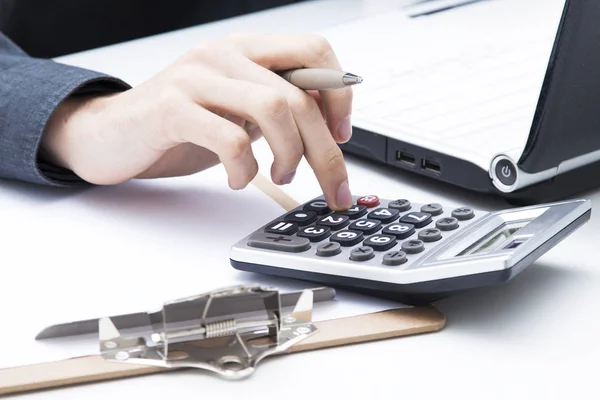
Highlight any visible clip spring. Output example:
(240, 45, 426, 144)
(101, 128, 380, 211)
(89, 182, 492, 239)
(99, 285, 321, 379)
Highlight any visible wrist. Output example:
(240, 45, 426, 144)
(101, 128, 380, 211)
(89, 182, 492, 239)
(40, 93, 113, 173)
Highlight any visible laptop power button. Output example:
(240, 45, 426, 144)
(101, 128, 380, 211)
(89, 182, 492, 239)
(494, 159, 517, 186)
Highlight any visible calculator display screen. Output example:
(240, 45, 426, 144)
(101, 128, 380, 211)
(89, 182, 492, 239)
(458, 220, 530, 256)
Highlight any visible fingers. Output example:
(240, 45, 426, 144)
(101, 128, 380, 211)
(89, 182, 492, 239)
(220, 58, 352, 210)
(171, 104, 259, 190)
(226, 33, 353, 143)
(182, 75, 304, 185)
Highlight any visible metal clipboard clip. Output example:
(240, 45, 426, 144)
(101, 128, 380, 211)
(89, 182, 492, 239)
(98, 284, 334, 379)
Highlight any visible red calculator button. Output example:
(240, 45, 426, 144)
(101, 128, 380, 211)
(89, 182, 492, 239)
(357, 195, 380, 207)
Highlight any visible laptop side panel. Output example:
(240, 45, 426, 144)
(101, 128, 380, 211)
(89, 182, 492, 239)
(519, 0, 600, 173)
(339, 127, 494, 193)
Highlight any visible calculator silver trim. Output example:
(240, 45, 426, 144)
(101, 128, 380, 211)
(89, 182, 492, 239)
(230, 198, 591, 285)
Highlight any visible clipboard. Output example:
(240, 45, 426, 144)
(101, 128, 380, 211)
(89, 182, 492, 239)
(0, 174, 447, 396)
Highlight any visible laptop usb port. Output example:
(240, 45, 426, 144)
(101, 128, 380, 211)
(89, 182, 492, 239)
(396, 151, 416, 166)
(422, 159, 441, 175)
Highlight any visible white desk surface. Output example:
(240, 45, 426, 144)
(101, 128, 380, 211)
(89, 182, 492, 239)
(3, 0, 599, 398)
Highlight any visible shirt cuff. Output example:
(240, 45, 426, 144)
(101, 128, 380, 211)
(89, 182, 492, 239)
(0, 58, 131, 187)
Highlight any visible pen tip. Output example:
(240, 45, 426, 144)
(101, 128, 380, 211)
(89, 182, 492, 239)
(342, 73, 363, 85)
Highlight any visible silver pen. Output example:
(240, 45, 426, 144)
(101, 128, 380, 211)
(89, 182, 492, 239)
(279, 68, 363, 90)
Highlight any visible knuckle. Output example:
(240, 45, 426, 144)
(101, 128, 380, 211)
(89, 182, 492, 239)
(288, 89, 318, 118)
(189, 41, 212, 60)
(224, 32, 249, 43)
(189, 41, 231, 65)
(261, 90, 289, 118)
(168, 66, 192, 87)
(290, 144, 305, 165)
(307, 34, 334, 63)
(323, 146, 345, 168)
(225, 130, 251, 160)
(229, 158, 258, 190)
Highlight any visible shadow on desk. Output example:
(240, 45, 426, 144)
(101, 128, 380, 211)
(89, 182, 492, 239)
(434, 260, 591, 336)
(0, 179, 88, 204)
(0, 174, 272, 241)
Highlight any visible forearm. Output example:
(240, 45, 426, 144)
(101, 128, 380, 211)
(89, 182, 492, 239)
(0, 31, 131, 186)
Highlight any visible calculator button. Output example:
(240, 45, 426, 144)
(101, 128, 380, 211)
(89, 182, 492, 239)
(399, 212, 432, 228)
(316, 241, 341, 257)
(284, 210, 317, 226)
(382, 250, 407, 266)
(418, 228, 442, 242)
(348, 219, 382, 235)
(452, 207, 475, 220)
(265, 221, 299, 235)
(436, 217, 459, 231)
(357, 195, 380, 207)
(382, 223, 415, 239)
(338, 204, 367, 219)
(297, 225, 331, 242)
(317, 214, 350, 231)
(367, 208, 400, 224)
(420, 203, 443, 216)
(401, 240, 425, 254)
(330, 230, 364, 246)
(303, 200, 331, 215)
(388, 199, 411, 211)
(247, 233, 310, 253)
(363, 234, 397, 251)
(350, 246, 375, 262)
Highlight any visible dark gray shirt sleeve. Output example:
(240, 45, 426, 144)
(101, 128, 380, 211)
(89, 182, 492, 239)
(0, 31, 131, 186)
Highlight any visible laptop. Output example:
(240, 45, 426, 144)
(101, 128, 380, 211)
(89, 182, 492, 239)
(319, 0, 600, 205)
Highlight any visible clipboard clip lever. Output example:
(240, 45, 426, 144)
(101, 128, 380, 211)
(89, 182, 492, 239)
(98, 284, 319, 379)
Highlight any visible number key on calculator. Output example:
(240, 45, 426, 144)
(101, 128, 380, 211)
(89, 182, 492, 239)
(230, 194, 591, 304)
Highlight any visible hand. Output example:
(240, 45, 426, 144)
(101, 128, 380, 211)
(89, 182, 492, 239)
(41, 33, 354, 210)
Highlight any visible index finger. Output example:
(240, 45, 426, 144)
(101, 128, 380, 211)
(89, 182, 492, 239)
(226, 33, 354, 144)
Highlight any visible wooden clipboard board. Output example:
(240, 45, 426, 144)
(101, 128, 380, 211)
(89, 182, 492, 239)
(0, 174, 447, 396)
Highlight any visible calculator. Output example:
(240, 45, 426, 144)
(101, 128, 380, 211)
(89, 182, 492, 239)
(229, 195, 591, 304)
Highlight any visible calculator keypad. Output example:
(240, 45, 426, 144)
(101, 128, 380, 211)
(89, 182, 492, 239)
(420, 203, 443, 216)
(247, 233, 311, 253)
(363, 234, 397, 251)
(452, 207, 475, 220)
(284, 210, 317, 226)
(338, 205, 367, 219)
(330, 230, 364, 246)
(248, 195, 480, 270)
(418, 228, 442, 242)
(436, 217, 459, 231)
(297, 225, 331, 242)
(303, 200, 331, 215)
(401, 239, 425, 254)
(350, 246, 375, 262)
(316, 214, 350, 230)
(265, 221, 299, 235)
(367, 208, 400, 223)
(382, 223, 415, 239)
(316, 241, 341, 257)
(357, 195, 380, 207)
(348, 219, 382, 235)
(388, 199, 411, 211)
(382, 250, 407, 266)
(399, 212, 432, 228)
